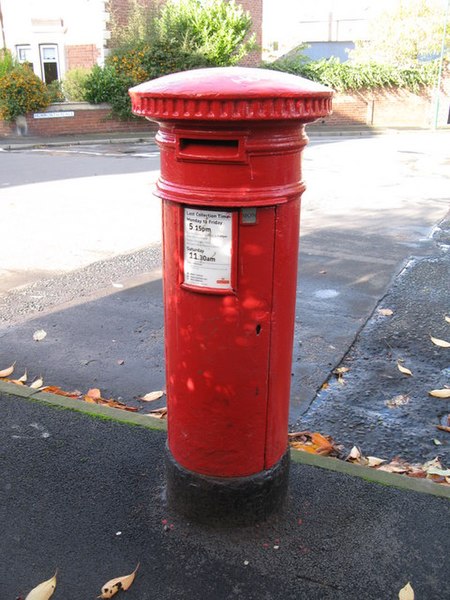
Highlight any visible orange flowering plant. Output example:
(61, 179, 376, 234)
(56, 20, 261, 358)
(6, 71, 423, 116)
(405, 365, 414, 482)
(0, 65, 51, 122)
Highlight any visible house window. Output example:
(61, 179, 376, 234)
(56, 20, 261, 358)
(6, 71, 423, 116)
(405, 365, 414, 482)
(16, 45, 33, 70)
(40, 44, 59, 84)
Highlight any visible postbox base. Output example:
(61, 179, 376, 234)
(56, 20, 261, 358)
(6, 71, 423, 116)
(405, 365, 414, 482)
(165, 445, 290, 526)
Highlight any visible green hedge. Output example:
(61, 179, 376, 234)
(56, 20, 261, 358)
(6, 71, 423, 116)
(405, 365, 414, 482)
(264, 57, 439, 94)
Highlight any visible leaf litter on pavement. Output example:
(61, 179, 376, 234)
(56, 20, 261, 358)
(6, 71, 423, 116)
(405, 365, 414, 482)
(289, 306, 450, 487)
(18, 563, 139, 598)
(288, 429, 450, 486)
(0, 362, 165, 417)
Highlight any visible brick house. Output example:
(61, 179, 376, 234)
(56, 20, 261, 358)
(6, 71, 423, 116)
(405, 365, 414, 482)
(0, 0, 263, 84)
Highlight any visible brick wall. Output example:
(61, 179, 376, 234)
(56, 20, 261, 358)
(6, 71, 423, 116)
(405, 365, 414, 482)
(238, 0, 263, 66)
(108, 0, 163, 41)
(66, 45, 100, 70)
(0, 103, 156, 137)
(314, 88, 450, 129)
(1, 88, 449, 139)
(320, 94, 369, 127)
(109, 0, 131, 29)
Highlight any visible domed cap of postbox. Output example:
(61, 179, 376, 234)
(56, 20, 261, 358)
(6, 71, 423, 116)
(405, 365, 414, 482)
(129, 66, 333, 123)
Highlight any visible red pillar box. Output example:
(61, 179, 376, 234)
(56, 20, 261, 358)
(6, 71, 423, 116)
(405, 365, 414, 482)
(130, 67, 332, 524)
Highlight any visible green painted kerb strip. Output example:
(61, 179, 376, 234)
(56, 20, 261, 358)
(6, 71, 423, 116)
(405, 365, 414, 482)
(290, 448, 450, 500)
(1, 380, 449, 498)
(0, 380, 167, 431)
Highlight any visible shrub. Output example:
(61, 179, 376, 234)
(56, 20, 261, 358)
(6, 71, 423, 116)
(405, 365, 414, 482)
(0, 65, 51, 122)
(62, 68, 91, 101)
(0, 48, 18, 78)
(109, 41, 212, 81)
(264, 56, 440, 94)
(84, 65, 135, 119)
(87, 0, 255, 120)
(154, 0, 255, 66)
(83, 65, 129, 104)
(46, 80, 65, 103)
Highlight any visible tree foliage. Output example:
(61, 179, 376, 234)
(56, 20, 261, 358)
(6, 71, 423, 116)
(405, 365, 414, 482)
(350, 0, 450, 66)
(86, 0, 255, 119)
(154, 0, 255, 66)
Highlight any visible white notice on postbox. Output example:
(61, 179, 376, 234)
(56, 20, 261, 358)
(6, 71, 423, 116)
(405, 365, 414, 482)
(184, 208, 232, 289)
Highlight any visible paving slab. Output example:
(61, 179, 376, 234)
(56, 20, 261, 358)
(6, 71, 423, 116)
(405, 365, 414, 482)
(1, 391, 449, 600)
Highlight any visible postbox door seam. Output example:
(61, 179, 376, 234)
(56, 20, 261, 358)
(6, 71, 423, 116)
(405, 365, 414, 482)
(262, 205, 280, 471)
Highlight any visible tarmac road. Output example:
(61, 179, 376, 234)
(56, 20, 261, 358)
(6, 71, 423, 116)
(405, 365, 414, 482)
(1, 130, 449, 461)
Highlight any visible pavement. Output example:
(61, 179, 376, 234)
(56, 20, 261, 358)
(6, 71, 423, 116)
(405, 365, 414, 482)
(1, 128, 450, 598)
(1, 384, 449, 599)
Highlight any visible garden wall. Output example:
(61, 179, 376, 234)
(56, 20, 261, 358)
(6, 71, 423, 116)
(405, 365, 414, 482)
(1, 87, 449, 138)
(0, 102, 156, 137)
(317, 86, 450, 129)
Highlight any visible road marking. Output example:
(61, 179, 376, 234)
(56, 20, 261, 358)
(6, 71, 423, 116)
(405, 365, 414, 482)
(29, 148, 159, 158)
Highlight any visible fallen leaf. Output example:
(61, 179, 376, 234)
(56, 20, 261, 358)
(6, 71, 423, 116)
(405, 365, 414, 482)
(445, 315, 450, 324)
(377, 462, 409, 474)
(433, 439, 442, 446)
(98, 563, 139, 598)
(397, 362, 413, 376)
(430, 335, 450, 348)
(426, 466, 450, 477)
(83, 395, 97, 404)
(367, 456, 386, 467)
(30, 377, 44, 389)
(428, 388, 450, 399)
(0, 362, 15, 378)
(333, 366, 349, 385)
(348, 446, 361, 461)
(378, 308, 394, 316)
(17, 370, 28, 383)
(334, 367, 349, 375)
(117, 360, 125, 366)
(42, 386, 81, 398)
(437, 425, 450, 433)
(104, 398, 139, 412)
(386, 394, 410, 408)
(140, 391, 165, 402)
(25, 570, 57, 600)
(398, 582, 414, 599)
(33, 329, 47, 342)
(290, 431, 335, 456)
(422, 457, 442, 471)
(146, 407, 168, 419)
(82, 388, 139, 412)
(405, 470, 427, 479)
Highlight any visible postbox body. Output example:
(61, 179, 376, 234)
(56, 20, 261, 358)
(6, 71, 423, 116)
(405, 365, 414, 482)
(130, 68, 332, 516)
(159, 121, 304, 478)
